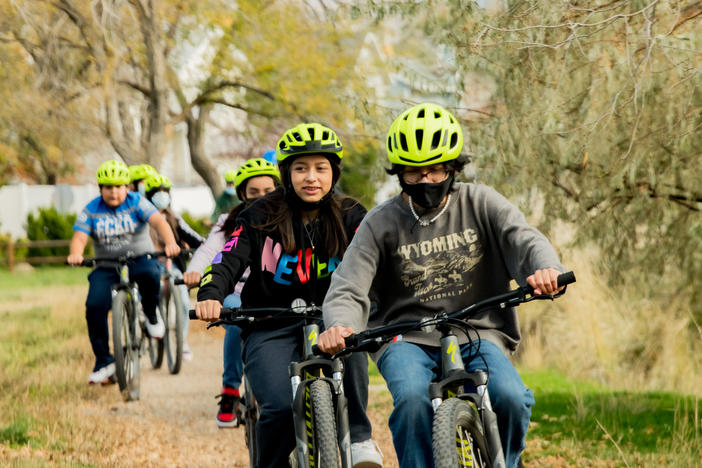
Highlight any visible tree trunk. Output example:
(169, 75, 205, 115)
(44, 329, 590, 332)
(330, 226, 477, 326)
(186, 105, 222, 199)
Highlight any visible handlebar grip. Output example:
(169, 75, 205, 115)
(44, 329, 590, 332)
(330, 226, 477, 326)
(174, 278, 185, 285)
(557, 271, 576, 287)
(189, 309, 198, 320)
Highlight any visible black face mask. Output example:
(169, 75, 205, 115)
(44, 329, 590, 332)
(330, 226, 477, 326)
(399, 173, 455, 209)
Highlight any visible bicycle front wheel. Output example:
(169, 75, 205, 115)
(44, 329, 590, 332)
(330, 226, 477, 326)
(433, 397, 491, 468)
(162, 279, 184, 374)
(112, 290, 141, 401)
(308, 379, 340, 468)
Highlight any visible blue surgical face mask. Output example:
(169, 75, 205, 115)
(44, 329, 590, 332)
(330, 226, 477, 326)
(225, 186, 236, 196)
(151, 191, 171, 210)
(137, 182, 146, 196)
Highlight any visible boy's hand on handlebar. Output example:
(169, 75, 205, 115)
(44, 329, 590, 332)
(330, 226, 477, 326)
(527, 268, 564, 295)
(195, 300, 222, 322)
(183, 271, 201, 287)
(66, 254, 83, 265)
(318, 326, 355, 354)
(164, 242, 181, 258)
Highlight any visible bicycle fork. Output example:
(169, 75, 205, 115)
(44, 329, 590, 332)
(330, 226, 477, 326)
(430, 332, 506, 468)
(289, 323, 352, 468)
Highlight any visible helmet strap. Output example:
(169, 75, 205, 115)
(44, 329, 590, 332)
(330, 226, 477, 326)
(399, 173, 456, 209)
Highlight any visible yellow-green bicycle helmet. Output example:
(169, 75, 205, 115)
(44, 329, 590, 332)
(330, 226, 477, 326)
(276, 123, 343, 164)
(144, 173, 172, 194)
(234, 158, 280, 189)
(96, 160, 131, 185)
(386, 103, 463, 166)
(224, 169, 237, 183)
(129, 164, 158, 183)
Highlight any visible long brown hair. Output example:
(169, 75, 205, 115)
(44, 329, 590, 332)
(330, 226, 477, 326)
(252, 187, 359, 257)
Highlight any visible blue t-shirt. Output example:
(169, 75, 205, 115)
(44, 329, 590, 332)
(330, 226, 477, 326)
(73, 192, 158, 258)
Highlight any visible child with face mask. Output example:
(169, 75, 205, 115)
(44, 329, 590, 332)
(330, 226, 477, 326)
(145, 173, 205, 360)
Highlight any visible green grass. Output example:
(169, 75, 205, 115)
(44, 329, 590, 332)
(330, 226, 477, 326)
(522, 368, 702, 466)
(0, 265, 88, 290)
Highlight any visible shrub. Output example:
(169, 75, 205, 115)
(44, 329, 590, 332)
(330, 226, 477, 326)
(25, 207, 79, 257)
(180, 211, 210, 238)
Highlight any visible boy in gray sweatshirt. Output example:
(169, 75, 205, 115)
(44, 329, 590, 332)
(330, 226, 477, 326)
(318, 103, 566, 468)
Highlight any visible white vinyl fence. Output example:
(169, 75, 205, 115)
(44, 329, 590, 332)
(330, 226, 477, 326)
(0, 183, 215, 238)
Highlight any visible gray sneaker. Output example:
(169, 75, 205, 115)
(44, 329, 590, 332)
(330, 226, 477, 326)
(351, 439, 383, 468)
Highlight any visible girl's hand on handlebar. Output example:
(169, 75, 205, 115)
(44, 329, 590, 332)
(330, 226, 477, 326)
(318, 326, 355, 354)
(183, 271, 201, 287)
(195, 299, 222, 322)
(527, 268, 563, 295)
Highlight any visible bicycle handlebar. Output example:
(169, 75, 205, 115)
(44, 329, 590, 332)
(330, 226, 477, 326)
(67, 251, 179, 268)
(188, 304, 323, 329)
(316, 271, 576, 359)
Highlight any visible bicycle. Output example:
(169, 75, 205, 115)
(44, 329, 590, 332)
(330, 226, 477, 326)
(190, 300, 353, 468)
(319, 271, 576, 468)
(77, 253, 167, 401)
(158, 254, 193, 375)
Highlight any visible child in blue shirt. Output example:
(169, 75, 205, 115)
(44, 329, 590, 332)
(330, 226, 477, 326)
(67, 160, 180, 384)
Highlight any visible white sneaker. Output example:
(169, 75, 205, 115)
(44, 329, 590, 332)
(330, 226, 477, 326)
(351, 439, 383, 468)
(88, 363, 115, 385)
(145, 308, 165, 339)
(182, 342, 194, 361)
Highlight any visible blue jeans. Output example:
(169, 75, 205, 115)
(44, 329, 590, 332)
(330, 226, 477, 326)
(85, 255, 161, 371)
(222, 293, 243, 389)
(376, 340, 534, 468)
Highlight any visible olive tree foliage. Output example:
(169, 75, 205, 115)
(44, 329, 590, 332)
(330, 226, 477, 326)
(363, 0, 702, 314)
(1, 0, 382, 198)
(0, 5, 102, 184)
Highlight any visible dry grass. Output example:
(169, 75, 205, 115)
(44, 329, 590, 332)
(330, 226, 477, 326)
(518, 247, 702, 395)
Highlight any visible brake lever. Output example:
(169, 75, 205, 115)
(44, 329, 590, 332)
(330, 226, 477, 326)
(206, 319, 225, 329)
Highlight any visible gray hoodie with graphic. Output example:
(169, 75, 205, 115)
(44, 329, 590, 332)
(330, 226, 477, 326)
(323, 182, 565, 357)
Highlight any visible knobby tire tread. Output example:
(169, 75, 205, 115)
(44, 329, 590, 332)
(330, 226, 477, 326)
(433, 398, 491, 468)
(309, 380, 340, 468)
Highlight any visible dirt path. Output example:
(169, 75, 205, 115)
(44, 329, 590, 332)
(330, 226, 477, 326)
(77, 321, 398, 467)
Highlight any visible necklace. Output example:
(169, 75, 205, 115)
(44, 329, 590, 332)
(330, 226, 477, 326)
(408, 194, 451, 227)
(302, 219, 317, 250)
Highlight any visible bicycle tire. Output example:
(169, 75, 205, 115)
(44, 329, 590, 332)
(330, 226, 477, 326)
(433, 397, 491, 468)
(147, 319, 164, 369)
(162, 280, 183, 374)
(112, 290, 141, 401)
(243, 377, 258, 468)
(309, 379, 340, 468)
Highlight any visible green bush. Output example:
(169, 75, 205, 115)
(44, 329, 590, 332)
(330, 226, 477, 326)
(24, 207, 82, 257)
(180, 211, 210, 238)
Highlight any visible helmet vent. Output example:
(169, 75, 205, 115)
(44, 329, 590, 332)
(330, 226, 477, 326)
(415, 129, 423, 150)
(322, 131, 329, 140)
(400, 133, 409, 152)
(417, 109, 425, 118)
(450, 132, 458, 149)
(293, 131, 303, 142)
(387, 135, 392, 150)
(431, 130, 441, 150)
(308, 127, 316, 139)
(434, 111, 441, 118)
